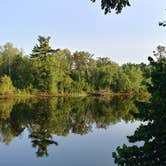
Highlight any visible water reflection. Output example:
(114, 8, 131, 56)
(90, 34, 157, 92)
(0, 96, 138, 157)
(113, 101, 166, 165)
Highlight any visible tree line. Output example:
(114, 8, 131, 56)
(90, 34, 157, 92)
(0, 36, 150, 95)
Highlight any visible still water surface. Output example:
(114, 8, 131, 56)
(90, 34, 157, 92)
(0, 97, 140, 166)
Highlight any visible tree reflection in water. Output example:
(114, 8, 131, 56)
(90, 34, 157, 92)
(0, 96, 139, 157)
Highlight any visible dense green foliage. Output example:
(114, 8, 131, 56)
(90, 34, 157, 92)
(0, 96, 138, 157)
(0, 75, 15, 95)
(113, 47, 166, 165)
(0, 36, 149, 95)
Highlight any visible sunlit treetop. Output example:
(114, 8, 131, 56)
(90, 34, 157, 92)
(31, 36, 59, 58)
(91, 0, 131, 14)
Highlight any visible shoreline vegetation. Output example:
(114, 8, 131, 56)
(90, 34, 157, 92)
(0, 36, 152, 99)
(0, 90, 150, 100)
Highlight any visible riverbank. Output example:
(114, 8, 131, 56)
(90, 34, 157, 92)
(0, 91, 150, 99)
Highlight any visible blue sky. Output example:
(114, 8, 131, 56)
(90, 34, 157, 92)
(0, 0, 166, 64)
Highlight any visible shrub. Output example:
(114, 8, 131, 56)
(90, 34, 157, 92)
(0, 75, 15, 95)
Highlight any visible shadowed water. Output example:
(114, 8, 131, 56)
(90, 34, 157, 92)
(0, 97, 141, 166)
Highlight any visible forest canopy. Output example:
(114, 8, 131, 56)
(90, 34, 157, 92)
(0, 36, 150, 95)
